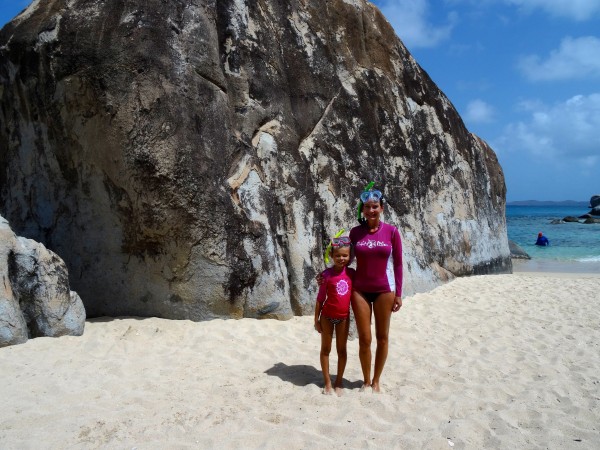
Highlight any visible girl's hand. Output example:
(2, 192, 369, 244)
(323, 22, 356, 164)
(314, 321, 322, 333)
(392, 296, 402, 312)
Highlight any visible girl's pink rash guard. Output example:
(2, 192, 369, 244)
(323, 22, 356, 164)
(317, 267, 356, 320)
(350, 222, 403, 297)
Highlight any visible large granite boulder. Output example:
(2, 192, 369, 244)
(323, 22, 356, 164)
(0, 0, 511, 320)
(0, 216, 85, 347)
(589, 195, 600, 216)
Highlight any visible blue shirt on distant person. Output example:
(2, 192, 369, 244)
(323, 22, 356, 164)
(535, 232, 550, 246)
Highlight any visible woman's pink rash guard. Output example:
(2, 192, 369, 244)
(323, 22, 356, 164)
(349, 222, 403, 297)
(316, 267, 356, 320)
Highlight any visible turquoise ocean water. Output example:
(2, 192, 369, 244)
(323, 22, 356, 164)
(506, 205, 600, 273)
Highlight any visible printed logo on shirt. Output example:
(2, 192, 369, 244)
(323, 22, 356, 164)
(356, 240, 390, 249)
(336, 279, 349, 296)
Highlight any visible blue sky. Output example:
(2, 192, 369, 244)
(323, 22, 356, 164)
(371, 0, 600, 202)
(2, 1, 599, 201)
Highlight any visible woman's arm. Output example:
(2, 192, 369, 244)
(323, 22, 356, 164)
(392, 227, 403, 298)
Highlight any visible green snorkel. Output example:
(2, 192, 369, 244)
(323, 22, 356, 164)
(357, 181, 375, 224)
(324, 229, 345, 265)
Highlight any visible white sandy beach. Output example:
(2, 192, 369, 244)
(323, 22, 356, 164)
(1, 272, 599, 449)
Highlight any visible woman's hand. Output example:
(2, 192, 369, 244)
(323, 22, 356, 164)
(392, 296, 402, 312)
(314, 321, 322, 333)
(315, 273, 324, 286)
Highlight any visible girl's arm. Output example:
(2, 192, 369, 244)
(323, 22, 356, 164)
(314, 301, 323, 333)
(315, 271, 327, 332)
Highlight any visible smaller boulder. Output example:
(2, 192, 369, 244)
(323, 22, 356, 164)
(9, 237, 85, 338)
(0, 216, 85, 347)
(509, 240, 531, 260)
(562, 216, 580, 223)
(583, 217, 600, 224)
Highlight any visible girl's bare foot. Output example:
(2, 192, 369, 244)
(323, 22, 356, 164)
(371, 381, 382, 393)
(322, 385, 333, 395)
(359, 383, 371, 392)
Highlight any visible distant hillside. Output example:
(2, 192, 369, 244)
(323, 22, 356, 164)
(507, 200, 589, 207)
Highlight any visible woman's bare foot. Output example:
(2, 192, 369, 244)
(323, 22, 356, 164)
(359, 383, 371, 392)
(322, 385, 333, 395)
(371, 381, 382, 393)
(334, 386, 344, 396)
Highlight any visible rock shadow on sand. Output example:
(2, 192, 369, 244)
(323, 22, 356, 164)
(265, 362, 363, 389)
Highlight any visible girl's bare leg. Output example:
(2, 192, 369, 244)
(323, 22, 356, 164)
(351, 291, 373, 390)
(371, 292, 395, 392)
(333, 318, 350, 396)
(319, 316, 335, 394)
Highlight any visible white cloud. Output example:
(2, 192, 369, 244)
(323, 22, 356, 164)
(464, 99, 495, 123)
(518, 36, 600, 81)
(499, 94, 600, 163)
(375, 0, 457, 48)
(504, 0, 600, 21)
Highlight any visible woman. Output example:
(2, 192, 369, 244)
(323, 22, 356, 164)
(349, 186, 403, 392)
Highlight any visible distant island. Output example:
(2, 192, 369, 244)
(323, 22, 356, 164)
(507, 200, 588, 206)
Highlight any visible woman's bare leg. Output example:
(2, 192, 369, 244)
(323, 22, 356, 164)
(371, 292, 395, 392)
(351, 291, 373, 389)
(319, 316, 335, 394)
(333, 318, 350, 396)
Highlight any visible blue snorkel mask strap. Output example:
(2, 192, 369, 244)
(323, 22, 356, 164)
(357, 181, 375, 224)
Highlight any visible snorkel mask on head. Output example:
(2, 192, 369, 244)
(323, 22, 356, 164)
(357, 181, 383, 224)
(324, 229, 347, 265)
(360, 190, 383, 203)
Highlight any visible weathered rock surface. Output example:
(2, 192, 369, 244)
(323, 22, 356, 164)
(508, 240, 530, 260)
(0, 0, 511, 320)
(589, 195, 600, 216)
(563, 216, 580, 223)
(0, 216, 85, 347)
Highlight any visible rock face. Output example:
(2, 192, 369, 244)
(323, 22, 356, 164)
(0, 216, 85, 347)
(0, 0, 511, 320)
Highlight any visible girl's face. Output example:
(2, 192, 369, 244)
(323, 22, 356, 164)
(362, 200, 383, 221)
(332, 246, 351, 269)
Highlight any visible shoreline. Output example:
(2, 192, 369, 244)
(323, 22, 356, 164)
(511, 258, 600, 277)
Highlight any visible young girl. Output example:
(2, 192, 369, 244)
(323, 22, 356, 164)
(314, 236, 355, 395)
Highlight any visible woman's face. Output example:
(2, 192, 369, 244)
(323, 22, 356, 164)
(362, 200, 383, 221)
